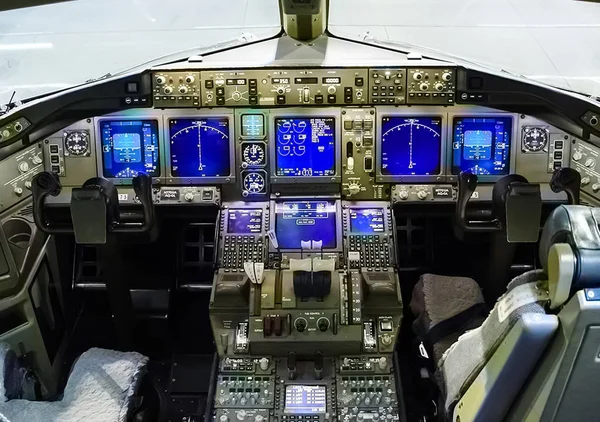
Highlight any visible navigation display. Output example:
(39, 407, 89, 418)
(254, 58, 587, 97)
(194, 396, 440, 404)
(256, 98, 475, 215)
(349, 208, 385, 233)
(275, 117, 335, 177)
(169, 118, 230, 178)
(100, 120, 160, 178)
(227, 209, 262, 234)
(284, 385, 327, 414)
(275, 201, 337, 249)
(381, 116, 442, 175)
(452, 116, 512, 175)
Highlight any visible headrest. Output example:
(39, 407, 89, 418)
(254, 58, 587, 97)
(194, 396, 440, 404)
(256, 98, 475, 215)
(540, 205, 600, 307)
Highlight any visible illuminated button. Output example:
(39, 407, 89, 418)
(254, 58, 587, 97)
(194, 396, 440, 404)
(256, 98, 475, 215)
(363, 119, 373, 130)
(205, 80, 214, 89)
(327, 94, 336, 103)
(217, 97, 225, 105)
(315, 94, 324, 104)
(50, 145, 59, 154)
(554, 140, 564, 150)
(277, 95, 286, 105)
(344, 120, 353, 130)
(353, 119, 363, 130)
(355, 77, 364, 86)
(379, 320, 393, 331)
(363, 135, 373, 146)
(50, 156, 59, 164)
(51, 165, 60, 173)
(554, 151, 563, 160)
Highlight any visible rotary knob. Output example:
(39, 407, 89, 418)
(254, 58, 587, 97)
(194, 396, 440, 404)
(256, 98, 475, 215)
(184, 192, 194, 202)
(156, 75, 166, 85)
(585, 158, 596, 168)
(18, 161, 29, 173)
(24, 180, 32, 190)
(581, 177, 591, 186)
(255, 415, 264, 422)
(220, 415, 229, 422)
(417, 190, 428, 200)
(434, 82, 444, 91)
(381, 334, 393, 345)
(413, 71, 423, 81)
(593, 183, 600, 193)
(179, 86, 189, 94)
(32, 155, 43, 165)
(14, 122, 23, 132)
(573, 151, 583, 161)
(327, 85, 337, 95)
(236, 410, 247, 421)
(14, 186, 23, 196)
(399, 190, 409, 200)
(259, 357, 269, 371)
(164, 86, 174, 94)
(378, 356, 388, 370)
(442, 72, 452, 82)
(276, 87, 285, 95)
(232, 91, 242, 101)
(419, 82, 429, 91)
(348, 183, 361, 195)
(185, 75, 195, 84)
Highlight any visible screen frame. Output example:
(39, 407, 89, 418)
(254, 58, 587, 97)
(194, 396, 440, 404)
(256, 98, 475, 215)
(375, 108, 448, 184)
(284, 384, 328, 415)
(269, 109, 341, 184)
(269, 198, 343, 254)
(162, 110, 235, 185)
(347, 207, 387, 234)
(95, 116, 164, 186)
(447, 111, 517, 183)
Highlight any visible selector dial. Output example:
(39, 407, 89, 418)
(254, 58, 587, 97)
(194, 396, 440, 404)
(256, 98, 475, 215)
(442, 72, 452, 81)
(64, 131, 90, 156)
(434, 82, 444, 91)
(185, 75, 195, 84)
(164, 86, 174, 94)
(18, 161, 29, 173)
(178, 86, 188, 94)
(156, 75, 166, 85)
(327, 86, 337, 94)
(585, 158, 596, 168)
(412, 71, 423, 81)
(419, 82, 429, 91)
(573, 150, 583, 161)
(232, 91, 242, 102)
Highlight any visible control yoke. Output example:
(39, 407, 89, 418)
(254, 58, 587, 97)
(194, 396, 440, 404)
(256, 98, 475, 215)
(32, 172, 155, 244)
(456, 171, 542, 242)
(550, 167, 581, 205)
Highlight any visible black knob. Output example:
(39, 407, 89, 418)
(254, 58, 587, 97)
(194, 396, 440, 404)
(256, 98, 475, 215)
(317, 318, 329, 332)
(295, 318, 307, 333)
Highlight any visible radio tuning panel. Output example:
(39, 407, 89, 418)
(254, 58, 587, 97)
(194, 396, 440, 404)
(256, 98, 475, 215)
(153, 71, 201, 108)
(406, 68, 455, 105)
(341, 108, 388, 200)
(571, 138, 600, 199)
(200, 69, 368, 107)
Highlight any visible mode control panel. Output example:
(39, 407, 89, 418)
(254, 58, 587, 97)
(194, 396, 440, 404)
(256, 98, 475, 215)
(391, 184, 456, 203)
(153, 71, 201, 108)
(201, 69, 368, 107)
(0, 143, 43, 212)
(407, 68, 455, 105)
(368, 69, 406, 105)
(571, 139, 600, 199)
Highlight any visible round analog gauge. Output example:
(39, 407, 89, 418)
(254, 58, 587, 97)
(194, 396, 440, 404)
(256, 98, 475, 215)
(522, 126, 549, 152)
(243, 172, 266, 194)
(64, 131, 90, 156)
(242, 143, 266, 166)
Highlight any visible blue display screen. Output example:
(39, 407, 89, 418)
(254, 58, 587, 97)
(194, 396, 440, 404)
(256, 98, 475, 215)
(452, 117, 512, 175)
(169, 118, 230, 178)
(275, 201, 337, 249)
(381, 117, 442, 175)
(275, 117, 336, 177)
(100, 120, 160, 178)
(349, 208, 385, 233)
(227, 209, 262, 234)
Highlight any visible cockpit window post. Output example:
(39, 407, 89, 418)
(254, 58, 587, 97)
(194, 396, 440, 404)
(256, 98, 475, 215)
(279, 0, 329, 41)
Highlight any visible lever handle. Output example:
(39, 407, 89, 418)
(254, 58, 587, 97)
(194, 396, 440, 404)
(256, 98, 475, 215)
(314, 351, 323, 380)
(31, 172, 72, 234)
(287, 351, 297, 380)
(550, 167, 581, 205)
(113, 173, 155, 233)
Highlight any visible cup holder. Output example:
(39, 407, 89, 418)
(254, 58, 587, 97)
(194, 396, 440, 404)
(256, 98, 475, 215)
(3, 218, 32, 249)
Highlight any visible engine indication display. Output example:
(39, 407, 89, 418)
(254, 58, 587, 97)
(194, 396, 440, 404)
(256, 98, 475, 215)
(169, 118, 230, 178)
(381, 116, 442, 175)
(100, 120, 160, 178)
(64, 131, 90, 156)
(275, 200, 337, 249)
(242, 143, 266, 166)
(522, 126, 549, 152)
(275, 117, 335, 177)
(452, 116, 512, 175)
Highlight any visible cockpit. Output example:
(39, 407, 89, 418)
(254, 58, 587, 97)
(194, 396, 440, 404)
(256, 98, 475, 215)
(0, 1, 599, 421)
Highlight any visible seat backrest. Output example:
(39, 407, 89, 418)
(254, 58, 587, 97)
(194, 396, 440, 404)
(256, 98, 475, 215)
(440, 270, 557, 422)
(506, 205, 600, 421)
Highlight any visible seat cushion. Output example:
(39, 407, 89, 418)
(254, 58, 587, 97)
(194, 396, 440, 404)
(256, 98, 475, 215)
(0, 348, 148, 422)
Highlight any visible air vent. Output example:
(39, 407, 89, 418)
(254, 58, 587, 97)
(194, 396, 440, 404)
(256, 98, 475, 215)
(16, 205, 33, 218)
(178, 223, 216, 287)
(395, 217, 430, 270)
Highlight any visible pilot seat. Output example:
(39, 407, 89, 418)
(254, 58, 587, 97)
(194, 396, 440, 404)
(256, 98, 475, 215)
(409, 203, 600, 422)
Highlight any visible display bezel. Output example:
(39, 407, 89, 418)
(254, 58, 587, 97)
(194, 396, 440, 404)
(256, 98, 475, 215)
(269, 198, 343, 254)
(375, 108, 447, 183)
(269, 109, 341, 184)
(95, 116, 164, 186)
(447, 113, 516, 182)
(284, 384, 327, 415)
(162, 110, 235, 185)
